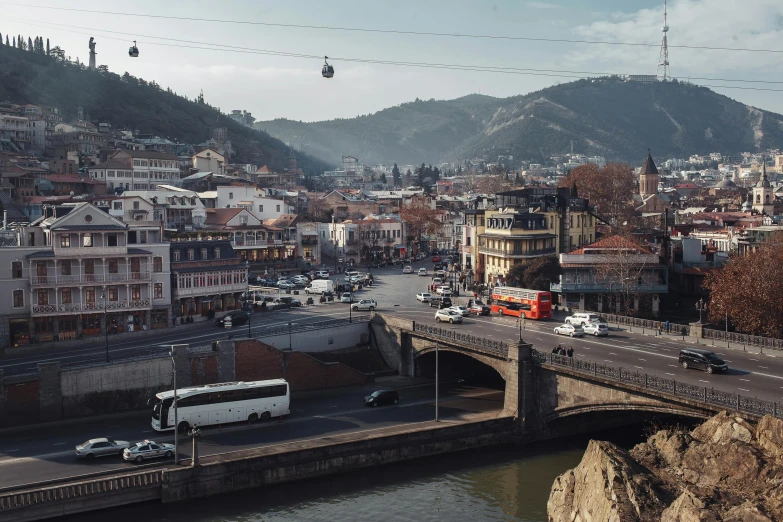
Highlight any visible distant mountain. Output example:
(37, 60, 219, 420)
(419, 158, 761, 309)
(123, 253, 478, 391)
(257, 78, 783, 166)
(0, 43, 331, 173)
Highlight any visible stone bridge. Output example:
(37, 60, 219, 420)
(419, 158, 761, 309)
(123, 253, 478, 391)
(370, 314, 783, 438)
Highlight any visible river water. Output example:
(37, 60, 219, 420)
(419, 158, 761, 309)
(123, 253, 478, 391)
(66, 437, 609, 522)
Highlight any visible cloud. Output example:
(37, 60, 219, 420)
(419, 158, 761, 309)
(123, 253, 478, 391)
(525, 2, 560, 9)
(565, 0, 783, 78)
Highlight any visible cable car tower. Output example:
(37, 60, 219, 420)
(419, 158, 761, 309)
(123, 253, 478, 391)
(657, 0, 670, 81)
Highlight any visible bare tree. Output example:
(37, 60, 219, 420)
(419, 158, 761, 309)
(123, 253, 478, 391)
(591, 236, 658, 316)
(559, 163, 636, 225)
(399, 196, 441, 254)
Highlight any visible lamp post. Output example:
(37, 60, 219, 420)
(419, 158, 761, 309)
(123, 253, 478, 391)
(168, 345, 185, 465)
(100, 290, 109, 362)
(349, 283, 353, 323)
(245, 260, 251, 339)
(696, 298, 707, 324)
(435, 341, 439, 423)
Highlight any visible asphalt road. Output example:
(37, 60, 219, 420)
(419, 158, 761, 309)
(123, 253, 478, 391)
(0, 381, 502, 489)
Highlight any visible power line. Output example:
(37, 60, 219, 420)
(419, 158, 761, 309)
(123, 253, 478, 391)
(5, 2, 783, 55)
(9, 16, 783, 93)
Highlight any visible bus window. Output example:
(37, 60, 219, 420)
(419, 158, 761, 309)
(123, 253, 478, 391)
(540, 294, 550, 302)
(272, 384, 288, 397)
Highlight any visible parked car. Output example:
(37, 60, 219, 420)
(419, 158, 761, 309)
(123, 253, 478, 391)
(431, 277, 444, 287)
(403, 265, 413, 274)
(416, 292, 432, 303)
(274, 297, 302, 308)
(341, 292, 353, 303)
(215, 311, 249, 327)
(344, 270, 359, 279)
(432, 255, 442, 263)
(679, 349, 728, 374)
(468, 303, 491, 316)
(364, 389, 399, 407)
(123, 440, 176, 463)
(277, 280, 296, 290)
(565, 312, 601, 326)
(436, 286, 452, 296)
(418, 268, 428, 276)
(75, 437, 130, 459)
(351, 299, 378, 311)
(582, 322, 609, 337)
(554, 324, 584, 337)
(448, 306, 471, 317)
(416, 253, 426, 261)
(435, 309, 463, 323)
(315, 270, 330, 279)
(434, 269, 446, 277)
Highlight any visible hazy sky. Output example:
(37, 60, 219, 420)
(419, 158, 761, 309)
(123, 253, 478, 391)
(2, 0, 783, 122)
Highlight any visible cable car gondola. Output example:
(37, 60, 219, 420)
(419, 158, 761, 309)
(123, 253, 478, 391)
(321, 56, 334, 78)
(128, 40, 139, 58)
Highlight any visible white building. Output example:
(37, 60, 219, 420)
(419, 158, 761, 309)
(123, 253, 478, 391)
(318, 217, 405, 265)
(215, 185, 294, 221)
(192, 148, 226, 176)
(100, 150, 181, 190)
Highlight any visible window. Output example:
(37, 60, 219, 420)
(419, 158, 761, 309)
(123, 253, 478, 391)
(60, 234, 70, 248)
(154, 283, 163, 299)
(61, 260, 71, 276)
(187, 249, 195, 261)
(214, 248, 220, 259)
(131, 285, 141, 300)
(108, 259, 118, 273)
(84, 260, 94, 278)
(229, 192, 233, 199)
(153, 257, 163, 272)
(61, 288, 72, 304)
(83, 233, 93, 247)
(133, 201, 140, 210)
(108, 287, 118, 301)
(11, 261, 22, 279)
(85, 288, 95, 304)
(240, 214, 248, 225)
(37, 290, 49, 306)
(258, 204, 263, 213)
(276, 205, 281, 212)
(140, 231, 147, 244)
(172, 250, 180, 261)
(201, 248, 208, 259)
(12, 290, 23, 308)
(107, 234, 118, 247)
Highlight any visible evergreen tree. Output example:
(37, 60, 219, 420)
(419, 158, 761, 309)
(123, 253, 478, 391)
(571, 181, 578, 197)
(7, 35, 11, 47)
(28, 37, 32, 51)
(46, 38, 49, 55)
(380, 173, 387, 184)
(12, 36, 15, 47)
(0, 32, 3, 47)
(392, 163, 401, 186)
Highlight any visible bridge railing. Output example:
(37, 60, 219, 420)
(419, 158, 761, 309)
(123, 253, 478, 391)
(413, 323, 508, 355)
(532, 349, 782, 419)
(700, 328, 783, 350)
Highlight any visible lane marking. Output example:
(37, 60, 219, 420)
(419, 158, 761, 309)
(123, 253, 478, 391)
(638, 358, 646, 361)
(759, 366, 768, 369)
(751, 359, 759, 361)
(738, 388, 750, 392)
(635, 366, 644, 369)
(668, 364, 678, 368)
(609, 352, 617, 355)
(53, 443, 66, 446)
(740, 378, 750, 382)
(699, 380, 709, 383)
(604, 360, 613, 363)
(666, 373, 675, 376)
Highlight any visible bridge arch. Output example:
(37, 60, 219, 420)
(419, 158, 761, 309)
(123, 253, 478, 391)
(415, 344, 509, 382)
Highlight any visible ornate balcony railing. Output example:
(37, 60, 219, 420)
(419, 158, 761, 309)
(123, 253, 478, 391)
(31, 299, 152, 316)
(478, 246, 556, 257)
(550, 283, 668, 293)
(30, 272, 151, 286)
(173, 283, 247, 298)
(51, 246, 128, 257)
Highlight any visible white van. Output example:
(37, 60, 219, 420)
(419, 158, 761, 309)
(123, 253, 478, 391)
(306, 279, 334, 295)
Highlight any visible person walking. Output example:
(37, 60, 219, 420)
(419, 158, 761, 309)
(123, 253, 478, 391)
(665, 320, 670, 334)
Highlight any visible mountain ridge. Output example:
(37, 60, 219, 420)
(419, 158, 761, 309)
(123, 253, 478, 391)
(257, 78, 783, 166)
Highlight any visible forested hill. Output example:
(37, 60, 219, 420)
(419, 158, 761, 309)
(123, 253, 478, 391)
(0, 42, 332, 173)
(257, 78, 783, 166)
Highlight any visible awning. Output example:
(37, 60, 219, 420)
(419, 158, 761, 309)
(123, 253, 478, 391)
(394, 244, 405, 249)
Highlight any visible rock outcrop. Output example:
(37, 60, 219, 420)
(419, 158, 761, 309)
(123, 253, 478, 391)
(548, 412, 783, 522)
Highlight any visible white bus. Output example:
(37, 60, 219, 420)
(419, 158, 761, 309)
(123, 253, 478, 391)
(150, 379, 290, 432)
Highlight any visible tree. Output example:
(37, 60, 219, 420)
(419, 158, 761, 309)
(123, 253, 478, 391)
(474, 174, 512, 195)
(307, 195, 331, 222)
(0, 32, 3, 47)
(559, 163, 635, 225)
(5, 35, 9, 46)
(592, 235, 656, 316)
(12, 36, 15, 48)
(399, 196, 440, 253)
(392, 163, 401, 187)
(704, 239, 783, 337)
(379, 172, 387, 184)
(46, 38, 49, 55)
(28, 37, 32, 51)
(504, 255, 561, 291)
(356, 219, 384, 260)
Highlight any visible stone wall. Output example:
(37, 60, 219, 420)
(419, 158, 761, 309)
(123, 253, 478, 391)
(369, 313, 414, 374)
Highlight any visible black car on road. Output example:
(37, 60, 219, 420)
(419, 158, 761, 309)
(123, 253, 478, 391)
(678, 348, 728, 374)
(215, 311, 250, 327)
(429, 296, 453, 308)
(364, 390, 399, 407)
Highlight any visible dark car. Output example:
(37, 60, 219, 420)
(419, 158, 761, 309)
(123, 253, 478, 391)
(432, 256, 441, 263)
(679, 349, 728, 374)
(469, 303, 491, 316)
(215, 311, 249, 327)
(433, 263, 443, 271)
(429, 297, 453, 308)
(364, 390, 399, 407)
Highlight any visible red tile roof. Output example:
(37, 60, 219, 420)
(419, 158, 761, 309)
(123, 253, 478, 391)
(568, 234, 652, 255)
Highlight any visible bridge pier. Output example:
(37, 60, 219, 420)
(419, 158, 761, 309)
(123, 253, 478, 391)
(504, 340, 534, 438)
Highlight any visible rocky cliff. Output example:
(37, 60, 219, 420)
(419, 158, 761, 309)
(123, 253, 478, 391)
(547, 411, 783, 522)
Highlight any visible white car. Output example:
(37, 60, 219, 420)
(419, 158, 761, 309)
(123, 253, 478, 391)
(340, 292, 352, 303)
(435, 309, 463, 324)
(565, 313, 601, 326)
(583, 322, 609, 336)
(431, 277, 443, 287)
(351, 299, 377, 311)
(75, 437, 130, 459)
(277, 280, 296, 289)
(291, 276, 309, 286)
(315, 270, 330, 279)
(436, 286, 452, 296)
(448, 306, 471, 317)
(403, 265, 413, 274)
(122, 440, 176, 463)
(416, 292, 432, 302)
(418, 268, 428, 276)
(344, 270, 359, 279)
(554, 324, 584, 337)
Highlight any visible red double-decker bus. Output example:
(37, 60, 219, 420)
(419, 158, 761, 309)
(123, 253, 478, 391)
(490, 286, 552, 320)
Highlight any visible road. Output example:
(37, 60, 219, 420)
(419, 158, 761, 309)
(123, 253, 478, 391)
(0, 380, 502, 489)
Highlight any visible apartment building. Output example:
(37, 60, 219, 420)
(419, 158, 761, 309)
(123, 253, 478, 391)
(0, 203, 171, 346)
(106, 150, 181, 189)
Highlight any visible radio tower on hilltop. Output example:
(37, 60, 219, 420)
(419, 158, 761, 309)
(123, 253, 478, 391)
(657, 0, 670, 81)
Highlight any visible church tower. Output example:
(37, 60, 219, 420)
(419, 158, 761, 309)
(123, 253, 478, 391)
(288, 147, 297, 170)
(639, 150, 660, 198)
(752, 161, 774, 215)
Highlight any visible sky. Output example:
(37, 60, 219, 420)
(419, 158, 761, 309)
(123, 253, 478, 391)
(2, 0, 783, 122)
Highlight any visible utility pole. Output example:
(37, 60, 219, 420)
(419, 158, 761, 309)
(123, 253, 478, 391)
(435, 342, 439, 422)
(170, 344, 188, 465)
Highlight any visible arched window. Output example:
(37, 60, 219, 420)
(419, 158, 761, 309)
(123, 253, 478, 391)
(766, 194, 770, 203)
(756, 194, 761, 203)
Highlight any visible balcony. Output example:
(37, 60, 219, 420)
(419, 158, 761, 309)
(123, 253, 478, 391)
(301, 238, 318, 246)
(30, 272, 151, 287)
(478, 246, 556, 258)
(550, 282, 669, 294)
(31, 299, 152, 316)
(173, 282, 247, 298)
(231, 239, 286, 249)
(52, 246, 128, 257)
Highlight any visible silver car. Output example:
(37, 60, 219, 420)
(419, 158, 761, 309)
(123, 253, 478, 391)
(75, 437, 130, 459)
(123, 440, 175, 463)
(554, 324, 584, 337)
(583, 322, 609, 337)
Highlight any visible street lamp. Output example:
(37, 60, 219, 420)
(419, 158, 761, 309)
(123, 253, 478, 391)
(435, 342, 439, 422)
(245, 260, 251, 339)
(696, 298, 707, 324)
(100, 290, 109, 362)
(288, 321, 293, 350)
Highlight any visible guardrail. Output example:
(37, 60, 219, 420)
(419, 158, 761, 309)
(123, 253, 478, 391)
(412, 323, 508, 355)
(701, 328, 783, 350)
(532, 349, 782, 419)
(249, 316, 371, 339)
